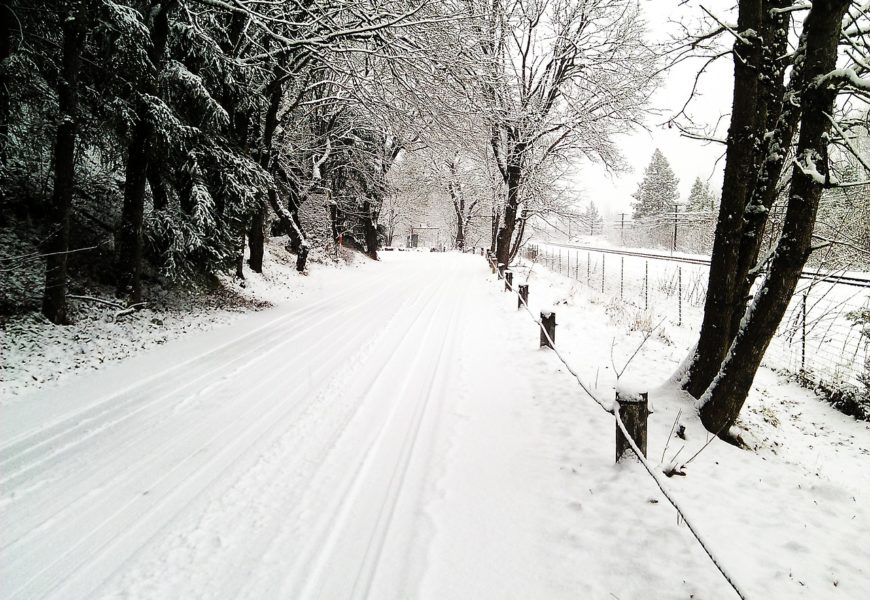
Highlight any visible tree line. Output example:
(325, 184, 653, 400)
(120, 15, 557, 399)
(1, 0, 660, 325)
(1, 0, 464, 323)
(3, 0, 868, 439)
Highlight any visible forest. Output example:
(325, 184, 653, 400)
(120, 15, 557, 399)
(2, 0, 870, 439)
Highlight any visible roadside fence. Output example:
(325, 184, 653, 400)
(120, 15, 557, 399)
(527, 243, 870, 394)
(480, 247, 750, 600)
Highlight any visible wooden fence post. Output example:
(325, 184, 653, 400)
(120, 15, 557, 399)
(540, 311, 556, 348)
(518, 284, 528, 309)
(504, 270, 513, 291)
(615, 391, 649, 462)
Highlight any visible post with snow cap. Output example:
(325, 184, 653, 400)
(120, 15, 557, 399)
(540, 310, 556, 349)
(518, 284, 529, 309)
(504, 270, 513, 292)
(498, 263, 506, 280)
(615, 390, 649, 463)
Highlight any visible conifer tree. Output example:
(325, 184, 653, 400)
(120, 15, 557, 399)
(685, 176, 718, 212)
(582, 201, 603, 235)
(631, 149, 679, 218)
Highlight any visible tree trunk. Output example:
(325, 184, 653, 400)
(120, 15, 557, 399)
(147, 162, 168, 211)
(116, 118, 148, 300)
(235, 228, 245, 279)
(362, 198, 379, 260)
(728, 3, 802, 335)
(508, 209, 526, 263)
(328, 201, 340, 242)
(247, 200, 265, 272)
(495, 144, 523, 267)
(682, 0, 766, 398)
(115, 0, 174, 302)
(698, 0, 850, 435)
(0, 1, 13, 167)
(42, 0, 91, 324)
(266, 186, 309, 272)
(450, 186, 464, 250)
(490, 203, 499, 253)
(249, 62, 288, 273)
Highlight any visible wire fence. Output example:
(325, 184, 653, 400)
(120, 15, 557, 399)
(526, 243, 870, 394)
(481, 249, 750, 600)
(555, 206, 870, 272)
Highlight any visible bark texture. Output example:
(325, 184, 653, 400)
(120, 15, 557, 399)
(698, 0, 851, 434)
(683, 0, 778, 397)
(42, 0, 92, 324)
(362, 199, 379, 260)
(0, 1, 13, 166)
(494, 137, 524, 267)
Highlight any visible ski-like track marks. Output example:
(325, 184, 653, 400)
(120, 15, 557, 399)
(1, 256, 476, 600)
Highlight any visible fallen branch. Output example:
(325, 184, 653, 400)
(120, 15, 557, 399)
(114, 302, 148, 319)
(67, 295, 125, 309)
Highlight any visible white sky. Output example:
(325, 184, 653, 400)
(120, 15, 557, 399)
(570, 0, 735, 219)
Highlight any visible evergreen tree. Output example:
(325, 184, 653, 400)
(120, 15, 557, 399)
(631, 148, 679, 218)
(582, 201, 603, 235)
(685, 176, 718, 212)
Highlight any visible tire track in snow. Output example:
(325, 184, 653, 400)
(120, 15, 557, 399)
(101, 267, 454, 600)
(347, 270, 465, 600)
(2, 298, 392, 600)
(281, 266, 465, 600)
(0, 267, 396, 458)
(0, 268, 426, 599)
(0, 276, 407, 547)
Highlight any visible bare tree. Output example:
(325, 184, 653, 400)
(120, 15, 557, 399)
(672, 0, 870, 435)
(464, 0, 657, 267)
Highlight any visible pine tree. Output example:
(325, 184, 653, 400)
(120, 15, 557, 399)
(685, 176, 718, 212)
(631, 148, 679, 218)
(582, 201, 603, 234)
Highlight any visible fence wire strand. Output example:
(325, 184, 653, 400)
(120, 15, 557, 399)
(486, 252, 750, 600)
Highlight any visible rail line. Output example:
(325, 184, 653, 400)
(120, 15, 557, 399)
(541, 242, 870, 288)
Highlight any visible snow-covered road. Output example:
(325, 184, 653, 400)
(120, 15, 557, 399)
(0, 253, 552, 599)
(4, 252, 869, 600)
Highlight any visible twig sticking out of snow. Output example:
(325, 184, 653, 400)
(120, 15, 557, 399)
(500, 266, 751, 600)
(613, 410, 748, 600)
(661, 408, 683, 464)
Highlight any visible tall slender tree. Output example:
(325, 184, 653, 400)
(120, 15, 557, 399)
(631, 149, 680, 218)
(42, 0, 94, 324)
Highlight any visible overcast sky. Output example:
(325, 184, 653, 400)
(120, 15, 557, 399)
(572, 0, 735, 219)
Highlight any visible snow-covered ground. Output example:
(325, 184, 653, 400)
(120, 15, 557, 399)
(532, 241, 870, 392)
(0, 240, 361, 400)
(2, 252, 868, 599)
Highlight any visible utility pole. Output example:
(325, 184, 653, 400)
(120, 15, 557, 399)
(672, 204, 679, 252)
(619, 213, 626, 246)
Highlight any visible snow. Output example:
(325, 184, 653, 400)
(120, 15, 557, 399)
(0, 239, 360, 401)
(1, 252, 869, 599)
